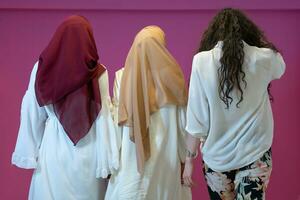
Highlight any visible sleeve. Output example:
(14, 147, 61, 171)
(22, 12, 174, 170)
(177, 106, 187, 163)
(95, 70, 121, 178)
(271, 52, 285, 80)
(112, 69, 124, 145)
(185, 55, 210, 138)
(111, 68, 123, 123)
(11, 62, 48, 169)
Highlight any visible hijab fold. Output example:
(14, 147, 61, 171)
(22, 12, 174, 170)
(118, 26, 188, 172)
(35, 15, 106, 144)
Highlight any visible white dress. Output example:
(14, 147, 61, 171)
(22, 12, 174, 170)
(105, 69, 192, 200)
(12, 62, 120, 200)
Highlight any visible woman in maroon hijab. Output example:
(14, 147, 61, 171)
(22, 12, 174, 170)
(11, 15, 120, 200)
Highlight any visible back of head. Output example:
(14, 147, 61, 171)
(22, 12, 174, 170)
(35, 15, 105, 145)
(199, 8, 278, 108)
(134, 25, 166, 46)
(40, 15, 99, 69)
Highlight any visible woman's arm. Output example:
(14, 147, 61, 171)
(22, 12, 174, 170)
(12, 62, 48, 169)
(182, 54, 209, 187)
(182, 134, 200, 187)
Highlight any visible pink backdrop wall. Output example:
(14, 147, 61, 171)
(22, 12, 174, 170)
(0, 1, 299, 199)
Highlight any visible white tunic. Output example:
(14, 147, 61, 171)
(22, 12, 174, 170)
(186, 41, 286, 172)
(12, 62, 120, 200)
(105, 69, 192, 200)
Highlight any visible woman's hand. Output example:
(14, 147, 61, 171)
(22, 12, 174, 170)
(182, 134, 201, 187)
(182, 158, 195, 187)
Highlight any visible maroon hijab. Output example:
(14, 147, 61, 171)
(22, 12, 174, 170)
(35, 15, 106, 145)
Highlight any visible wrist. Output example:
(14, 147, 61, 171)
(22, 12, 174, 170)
(185, 157, 194, 163)
(186, 148, 198, 159)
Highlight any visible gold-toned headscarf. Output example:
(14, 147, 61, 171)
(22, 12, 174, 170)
(118, 26, 188, 173)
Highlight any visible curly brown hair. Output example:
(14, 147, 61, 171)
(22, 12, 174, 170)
(199, 8, 278, 108)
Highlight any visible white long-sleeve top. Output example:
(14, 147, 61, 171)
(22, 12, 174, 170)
(186, 41, 285, 172)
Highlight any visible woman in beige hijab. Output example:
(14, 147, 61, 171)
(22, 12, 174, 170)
(105, 26, 192, 200)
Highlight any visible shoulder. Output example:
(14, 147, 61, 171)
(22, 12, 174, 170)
(31, 61, 39, 77)
(115, 68, 124, 81)
(244, 44, 285, 77)
(30, 61, 39, 84)
(192, 49, 215, 74)
(98, 65, 108, 82)
(242, 42, 285, 70)
(247, 44, 280, 62)
(194, 50, 213, 62)
(25, 61, 39, 91)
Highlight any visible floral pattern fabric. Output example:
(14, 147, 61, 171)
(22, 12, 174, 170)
(203, 149, 272, 200)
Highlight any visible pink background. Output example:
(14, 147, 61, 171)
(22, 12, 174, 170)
(0, 1, 299, 199)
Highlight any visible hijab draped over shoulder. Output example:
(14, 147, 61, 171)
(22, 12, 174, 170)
(35, 15, 106, 144)
(118, 26, 188, 172)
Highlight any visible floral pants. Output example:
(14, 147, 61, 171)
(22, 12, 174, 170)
(203, 149, 272, 200)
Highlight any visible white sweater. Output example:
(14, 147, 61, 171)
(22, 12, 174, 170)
(186, 41, 285, 172)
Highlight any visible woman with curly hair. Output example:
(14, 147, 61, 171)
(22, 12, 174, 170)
(182, 8, 285, 199)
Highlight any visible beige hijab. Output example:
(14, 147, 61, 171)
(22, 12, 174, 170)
(118, 26, 188, 173)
